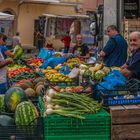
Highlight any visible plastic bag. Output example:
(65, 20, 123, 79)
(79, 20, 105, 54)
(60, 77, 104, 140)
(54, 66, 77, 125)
(37, 48, 54, 60)
(103, 70, 126, 83)
(13, 45, 23, 60)
(40, 56, 66, 69)
(87, 57, 96, 64)
(60, 65, 71, 75)
(68, 67, 79, 78)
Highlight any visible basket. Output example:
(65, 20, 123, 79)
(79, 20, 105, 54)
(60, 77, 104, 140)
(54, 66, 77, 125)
(38, 96, 111, 140)
(0, 117, 43, 140)
(93, 79, 140, 106)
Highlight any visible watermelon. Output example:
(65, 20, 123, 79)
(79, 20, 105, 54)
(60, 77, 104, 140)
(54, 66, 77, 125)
(0, 115, 15, 138)
(15, 101, 39, 126)
(5, 87, 27, 112)
(0, 95, 6, 112)
(13, 45, 23, 60)
(0, 115, 14, 126)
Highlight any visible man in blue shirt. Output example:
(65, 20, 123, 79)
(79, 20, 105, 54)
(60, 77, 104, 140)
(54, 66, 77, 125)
(121, 31, 140, 80)
(100, 25, 128, 67)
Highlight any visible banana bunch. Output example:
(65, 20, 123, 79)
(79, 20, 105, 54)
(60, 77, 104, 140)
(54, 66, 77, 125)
(45, 72, 73, 82)
(65, 58, 86, 69)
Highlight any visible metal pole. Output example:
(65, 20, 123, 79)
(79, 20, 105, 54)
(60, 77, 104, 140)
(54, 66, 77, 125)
(117, 0, 124, 34)
(103, 0, 117, 46)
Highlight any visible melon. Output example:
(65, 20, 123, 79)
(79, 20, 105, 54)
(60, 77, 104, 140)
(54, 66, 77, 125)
(14, 81, 33, 90)
(15, 101, 39, 125)
(33, 77, 45, 85)
(34, 82, 44, 90)
(35, 85, 45, 96)
(0, 95, 6, 112)
(25, 88, 36, 97)
(0, 115, 15, 138)
(5, 87, 27, 112)
(0, 115, 14, 126)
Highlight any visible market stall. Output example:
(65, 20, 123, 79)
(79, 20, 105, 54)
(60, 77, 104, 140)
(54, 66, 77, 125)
(0, 47, 140, 139)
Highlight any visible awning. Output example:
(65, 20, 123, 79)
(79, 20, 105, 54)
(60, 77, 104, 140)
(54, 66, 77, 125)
(20, 0, 60, 4)
(0, 12, 14, 20)
(42, 13, 89, 19)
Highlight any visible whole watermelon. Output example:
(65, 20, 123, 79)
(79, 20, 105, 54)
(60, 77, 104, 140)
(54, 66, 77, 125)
(15, 101, 39, 126)
(5, 87, 27, 112)
(0, 115, 15, 138)
(0, 95, 6, 112)
(0, 115, 14, 126)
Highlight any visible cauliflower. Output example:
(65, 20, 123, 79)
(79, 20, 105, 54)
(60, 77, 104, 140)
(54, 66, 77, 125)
(95, 70, 106, 81)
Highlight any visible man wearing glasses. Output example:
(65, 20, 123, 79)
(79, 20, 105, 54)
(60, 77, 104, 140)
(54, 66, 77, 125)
(100, 25, 128, 67)
(121, 31, 140, 79)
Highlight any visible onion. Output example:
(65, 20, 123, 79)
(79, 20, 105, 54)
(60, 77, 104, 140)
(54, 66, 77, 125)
(46, 108, 53, 115)
(47, 104, 53, 109)
(48, 88, 56, 97)
(54, 104, 61, 109)
(45, 96, 52, 103)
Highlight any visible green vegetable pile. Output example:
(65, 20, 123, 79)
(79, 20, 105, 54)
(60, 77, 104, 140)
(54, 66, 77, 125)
(43, 89, 102, 119)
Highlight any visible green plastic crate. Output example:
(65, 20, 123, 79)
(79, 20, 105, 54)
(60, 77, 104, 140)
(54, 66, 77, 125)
(38, 97, 111, 140)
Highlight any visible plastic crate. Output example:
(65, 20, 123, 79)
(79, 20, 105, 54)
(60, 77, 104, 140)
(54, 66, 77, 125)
(93, 79, 140, 106)
(43, 110, 110, 140)
(38, 97, 110, 140)
(0, 117, 43, 140)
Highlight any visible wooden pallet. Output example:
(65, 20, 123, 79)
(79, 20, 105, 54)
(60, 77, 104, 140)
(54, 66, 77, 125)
(110, 105, 140, 140)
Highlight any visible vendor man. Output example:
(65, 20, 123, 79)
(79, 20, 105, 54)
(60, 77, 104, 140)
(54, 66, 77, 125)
(121, 31, 140, 79)
(100, 25, 128, 67)
(72, 34, 89, 59)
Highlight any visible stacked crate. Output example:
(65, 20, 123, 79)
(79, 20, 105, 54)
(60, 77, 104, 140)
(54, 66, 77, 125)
(123, 18, 140, 42)
(110, 105, 140, 140)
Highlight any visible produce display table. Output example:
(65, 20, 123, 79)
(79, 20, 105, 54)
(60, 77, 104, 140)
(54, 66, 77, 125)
(110, 105, 140, 140)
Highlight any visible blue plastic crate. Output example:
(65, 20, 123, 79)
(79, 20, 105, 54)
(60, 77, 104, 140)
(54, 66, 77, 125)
(93, 79, 140, 106)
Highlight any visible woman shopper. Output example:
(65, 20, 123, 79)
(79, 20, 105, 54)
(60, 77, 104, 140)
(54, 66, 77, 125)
(0, 33, 14, 94)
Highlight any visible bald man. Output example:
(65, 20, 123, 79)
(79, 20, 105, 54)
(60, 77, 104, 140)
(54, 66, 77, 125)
(121, 31, 140, 79)
(100, 25, 128, 67)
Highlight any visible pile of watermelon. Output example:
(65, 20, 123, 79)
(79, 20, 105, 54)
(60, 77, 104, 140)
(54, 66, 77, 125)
(0, 87, 39, 126)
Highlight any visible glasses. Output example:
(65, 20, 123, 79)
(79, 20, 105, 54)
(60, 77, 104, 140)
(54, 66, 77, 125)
(104, 30, 111, 34)
(129, 38, 138, 42)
